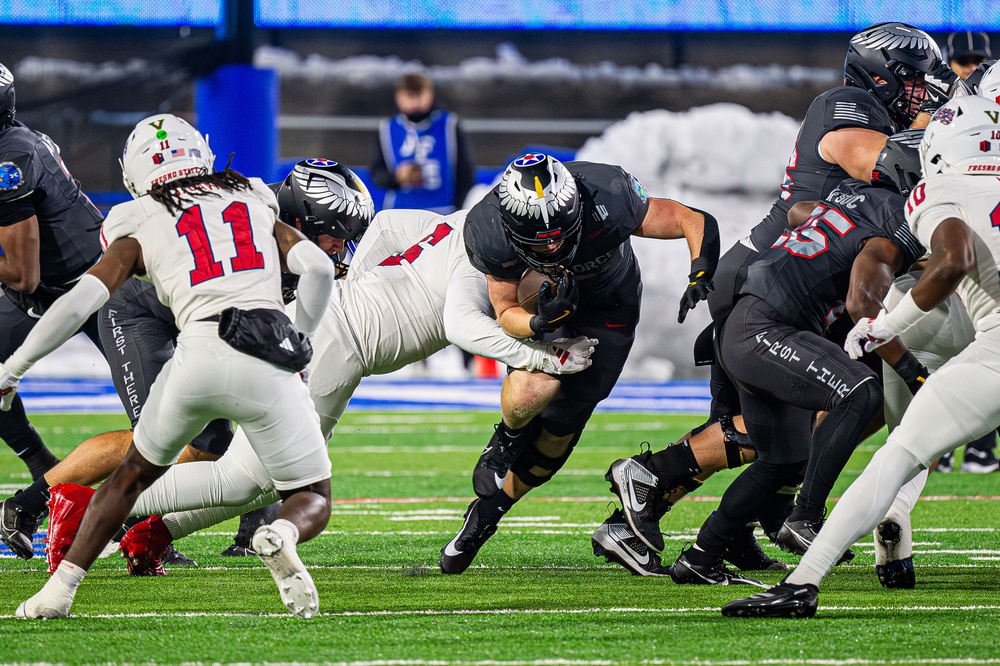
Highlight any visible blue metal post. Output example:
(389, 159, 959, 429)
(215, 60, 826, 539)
(194, 64, 279, 182)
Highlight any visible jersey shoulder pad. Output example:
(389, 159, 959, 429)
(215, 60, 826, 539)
(246, 177, 279, 217)
(99, 199, 147, 251)
(818, 86, 896, 135)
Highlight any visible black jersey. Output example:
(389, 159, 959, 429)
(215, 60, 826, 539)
(464, 161, 649, 301)
(0, 121, 103, 288)
(740, 179, 924, 334)
(710, 86, 898, 320)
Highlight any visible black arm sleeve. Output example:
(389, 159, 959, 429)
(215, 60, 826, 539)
(369, 135, 398, 191)
(688, 206, 721, 278)
(453, 122, 477, 209)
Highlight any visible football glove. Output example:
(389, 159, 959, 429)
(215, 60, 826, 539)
(530, 273, 578, 334)
(0, 364, 21, 411)
(844, 309, 896, 360)
(919, 61, 970, 115)
(540, 336, 599, 374)
(891, 352, 929, 396)
(678, 258, 714, 324)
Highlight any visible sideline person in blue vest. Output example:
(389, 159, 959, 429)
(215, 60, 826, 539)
(370, 73, 476, 214)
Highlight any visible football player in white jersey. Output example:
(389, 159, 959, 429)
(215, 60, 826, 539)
(0, 115, 338, 620)
(722, 95, 1000, 618)
(64, 206, 597, 573)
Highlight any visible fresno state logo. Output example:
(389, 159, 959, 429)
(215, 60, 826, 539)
(514, 153, 546, 168)
(933, 107, 956, 126)
(305, 158, 338, 168)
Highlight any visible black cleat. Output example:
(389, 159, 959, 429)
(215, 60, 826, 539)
(774, 518, 854, 565)
(721, 581, 819, 618)
(592, 509, 670, 577)
(219, 544, 256, 557)
(0, 496, 38, 560)
(220, 502, 281, 557)
(472, 423, 528, 500)
(668, 545, 767, 587)
(874, 520, 915, 589)
(161, 544, 198, 567)
(605, 452, 666, 553)
(440, 498, 498, 575)
(723, 524, 788, 572)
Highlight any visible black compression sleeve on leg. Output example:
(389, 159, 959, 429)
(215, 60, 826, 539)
(791, 379, 883, 522)
(647, 440, 702, 488)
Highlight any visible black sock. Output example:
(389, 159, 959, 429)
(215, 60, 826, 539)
(647, 440, 701, 488)
(477, 489, 516, 526)
(498, 421, 529, 444)
(14, 477, 52, 516)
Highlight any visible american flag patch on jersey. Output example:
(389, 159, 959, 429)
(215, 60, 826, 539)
(833, 101, 870, 124)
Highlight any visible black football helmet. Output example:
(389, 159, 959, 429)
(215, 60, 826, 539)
(495, 153, 583, 276)
(277, 159, 374, 244)
(844, 23, 940, 128)
(0, 63, 15, 127)
(871, 129, 923, 196)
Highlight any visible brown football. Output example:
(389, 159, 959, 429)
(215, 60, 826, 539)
(516, 269, 552, 314)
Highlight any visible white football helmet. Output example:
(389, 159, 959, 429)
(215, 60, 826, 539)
(920, 96, 1000, 177)
(121, 114, 215, 198)
(978, 61, 1000, 105)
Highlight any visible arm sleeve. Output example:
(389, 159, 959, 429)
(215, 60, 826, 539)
(442, 268, 552, 370)
(4, 274, 110, 377)
(285, 240, 336, 337)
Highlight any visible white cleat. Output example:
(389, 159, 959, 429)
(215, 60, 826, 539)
(15, 590, 74, 619)
(252, 525, 318, 619)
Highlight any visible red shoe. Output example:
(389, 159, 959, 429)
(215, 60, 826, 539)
(119, 515, 171, 576)
(45, 483, 96, 575)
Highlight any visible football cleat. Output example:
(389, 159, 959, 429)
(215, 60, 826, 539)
(440, 498, 499, 575)
(220, 503, 281, 556)
(874, 520, 915, 589)
(0, 495, 39, 560)
(253, 524, 319, 619)
(472, 423, 528, 499)
(592, 508, 670, 577)
(960, 446, 1000, 473)
(162, 544, 197, 567)
(934, 452, 953, 473)
(15, 579, 76, 620)
(721, 581, 819, 618)
(667, 545, 766, 587)
(723, 524, 788, 572)
(774, 517, 854, 565)
(119, 516, 171, 576)
(45, 483, 95, 574)
(605, 452, 666, 553)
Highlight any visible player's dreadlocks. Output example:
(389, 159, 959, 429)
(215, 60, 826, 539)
(149, 166, 252, 215)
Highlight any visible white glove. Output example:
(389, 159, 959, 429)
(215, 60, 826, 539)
(0, 364, 21, 411)
(540, 336, 598, 374)
(844, 309, 896, 360)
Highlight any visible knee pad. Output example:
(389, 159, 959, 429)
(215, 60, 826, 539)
(510, 429, 582, 487)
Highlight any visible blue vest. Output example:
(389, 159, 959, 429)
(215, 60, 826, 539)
(379, 109, 458, 213)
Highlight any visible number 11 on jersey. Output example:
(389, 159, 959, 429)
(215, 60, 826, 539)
(176, 202, 265, 286)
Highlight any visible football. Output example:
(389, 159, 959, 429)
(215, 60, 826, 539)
(516, 269, 552, 313)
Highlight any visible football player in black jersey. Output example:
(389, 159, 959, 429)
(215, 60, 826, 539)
(439, 153, 720, 574)
(0, 63, 105, 481)
(595, 24, 953, 576)
(661, 132, 925, 585)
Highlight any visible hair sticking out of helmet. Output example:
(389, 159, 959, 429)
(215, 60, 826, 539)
(978, 61, 1000, 105)
(871, 129, 924, 196)
(844, 23, 941, 128)
(496, 153, 583, 276)
(121, 114, 215, 198)
(0, 63, 15, 127)
(920, 96, 1000, 177)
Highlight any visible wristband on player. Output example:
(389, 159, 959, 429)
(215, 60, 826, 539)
(890, 351, 929, 396)
(882, 291, 931, 337)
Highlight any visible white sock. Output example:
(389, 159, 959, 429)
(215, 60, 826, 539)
(786, 442, 924, 589)
(270, 518, 300, 546)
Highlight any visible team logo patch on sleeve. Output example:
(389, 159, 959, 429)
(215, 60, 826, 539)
(0, 162, 23, 190)
(629, 174, 649, 203)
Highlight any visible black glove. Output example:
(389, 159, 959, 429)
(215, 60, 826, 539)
(891, 352, 929, 396)
(919, 60, 968, 116)
(530, 273, 578, 334)
(678, 257, 714, 324)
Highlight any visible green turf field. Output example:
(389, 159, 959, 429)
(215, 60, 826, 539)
(1, 411, 999, 665)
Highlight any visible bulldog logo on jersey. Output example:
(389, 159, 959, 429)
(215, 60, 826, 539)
(0, 162, 23, 190)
